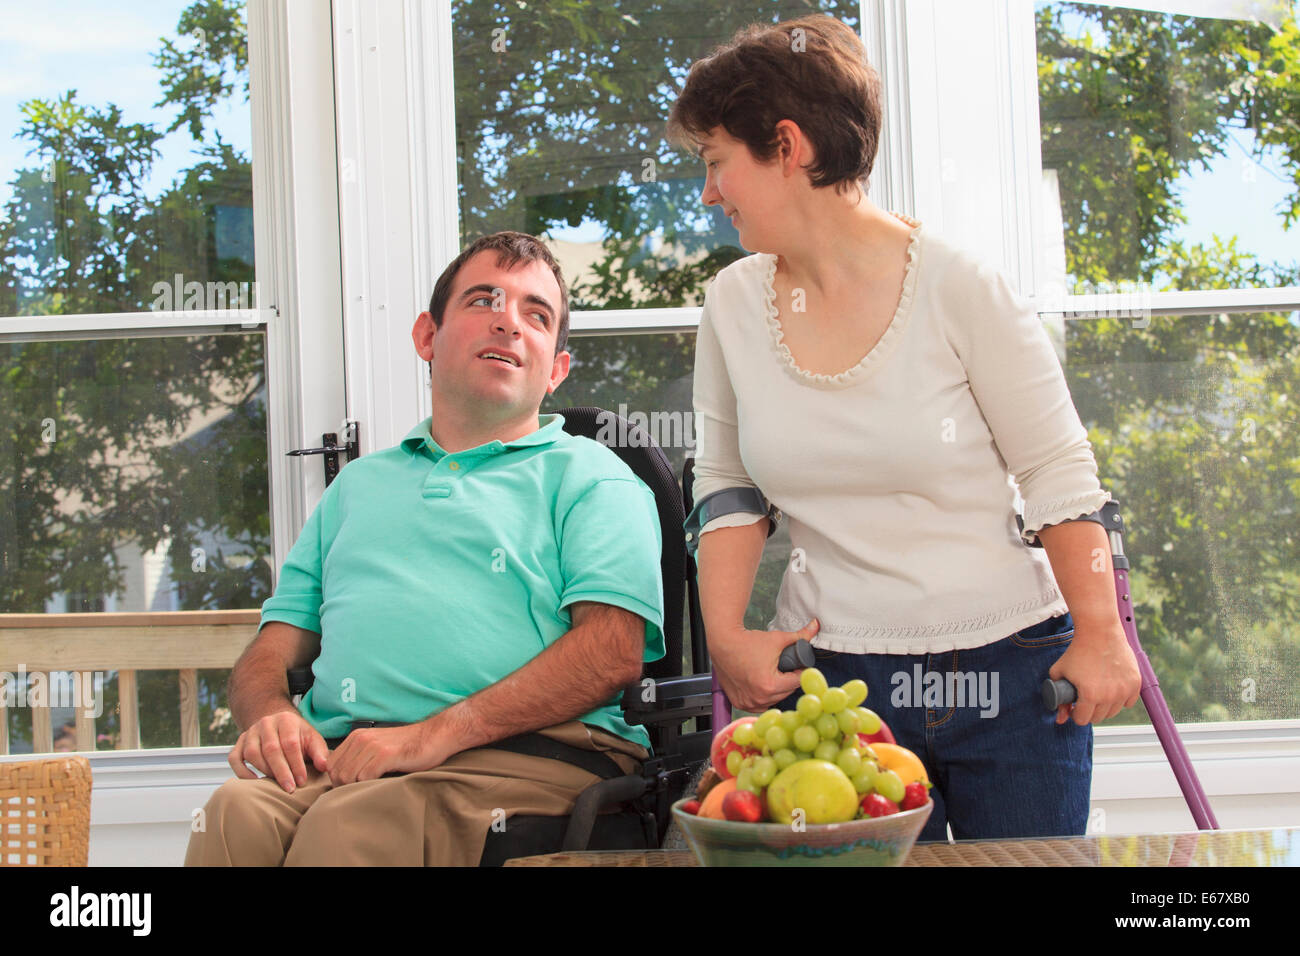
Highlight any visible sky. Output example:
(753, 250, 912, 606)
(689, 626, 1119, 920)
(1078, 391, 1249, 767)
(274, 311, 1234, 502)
(0, 0, 1294, 278)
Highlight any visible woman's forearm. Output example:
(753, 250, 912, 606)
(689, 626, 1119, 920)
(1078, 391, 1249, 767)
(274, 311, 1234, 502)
(1036, 521, 1123, 634)
(696, 518, 771, 637)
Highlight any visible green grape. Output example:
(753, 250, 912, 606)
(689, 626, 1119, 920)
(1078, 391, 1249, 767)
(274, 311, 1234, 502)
(796, 694, 823, 721)
(836, 710, 859, 735)
(813, 740, 840, 763)
(764, 725, 791, 752)
(753, 709, 781, 739)
(773, 748, 798, 771)
(836, 747, 863, 777)
(779, 710, 804, 733)
(731, 723, 755, 748)
(792, 725, 820, 753)
(875, 769, 905, 804)
(752, 756, 778, 787)
(857, 707, 882, 735)
(851, 763, 877, 794)
(843, 679, 868, 706)
(800, 668, 829, 697)
(736, 767, 760, 794)
(726, 749, 744, 777)
(815, 713, 840, 740)
(821, 687, 849, 714)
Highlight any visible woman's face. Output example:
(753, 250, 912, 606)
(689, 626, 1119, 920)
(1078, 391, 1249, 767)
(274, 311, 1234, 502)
(696, 127, 786, 252)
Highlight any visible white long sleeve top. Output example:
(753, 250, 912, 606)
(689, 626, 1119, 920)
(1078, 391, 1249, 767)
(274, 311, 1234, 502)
(692, 219, 1110, 654)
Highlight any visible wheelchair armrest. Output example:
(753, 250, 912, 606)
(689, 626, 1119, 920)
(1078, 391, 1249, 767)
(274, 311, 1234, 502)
(287, 666, 313, 697)
(621, 674, 713, 724)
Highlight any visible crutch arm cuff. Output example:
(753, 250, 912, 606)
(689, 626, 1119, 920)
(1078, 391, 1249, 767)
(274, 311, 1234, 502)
(1017, 500, 1122, 548)
(684, 487, 780, 556)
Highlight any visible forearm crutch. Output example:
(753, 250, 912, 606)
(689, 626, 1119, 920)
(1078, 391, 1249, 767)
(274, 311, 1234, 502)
(1040, 500, 1219, 830)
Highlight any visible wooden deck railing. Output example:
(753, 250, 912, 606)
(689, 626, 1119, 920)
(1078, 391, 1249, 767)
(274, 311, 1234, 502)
(0, 610, 260, 754)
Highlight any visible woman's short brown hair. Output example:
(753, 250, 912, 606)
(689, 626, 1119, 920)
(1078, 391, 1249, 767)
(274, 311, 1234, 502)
(667, 15, 882, 193)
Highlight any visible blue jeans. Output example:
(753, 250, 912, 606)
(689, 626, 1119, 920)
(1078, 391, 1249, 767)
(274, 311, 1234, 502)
(778, 613, 1092, 842)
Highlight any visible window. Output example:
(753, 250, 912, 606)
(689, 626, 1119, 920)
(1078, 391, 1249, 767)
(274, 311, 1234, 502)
(451, 0, 861, 308)
(1035, 2, 1300, 724)
(0, 0, 264, 753)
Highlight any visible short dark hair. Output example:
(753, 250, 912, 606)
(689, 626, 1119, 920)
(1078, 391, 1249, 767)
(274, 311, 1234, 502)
(667, 15, 882, 194)
(428, 231, 570, 355)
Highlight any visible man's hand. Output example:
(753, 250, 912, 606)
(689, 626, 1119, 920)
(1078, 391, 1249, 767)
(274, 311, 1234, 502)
(1048, 620, 1141, 726)
(229, 707, 330, 793)
(326, 723, 446, 786)
(709, 619, 815, 713)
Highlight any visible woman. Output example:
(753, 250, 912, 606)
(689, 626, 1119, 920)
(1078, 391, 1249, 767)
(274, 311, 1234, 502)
(670, 15, 1141, 841)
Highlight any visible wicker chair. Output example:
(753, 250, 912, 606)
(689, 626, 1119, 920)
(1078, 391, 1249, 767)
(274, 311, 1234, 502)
(0, 755, 91, 866)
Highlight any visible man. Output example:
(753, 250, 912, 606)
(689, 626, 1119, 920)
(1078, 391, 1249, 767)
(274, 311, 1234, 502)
(186, 231, 665, 866)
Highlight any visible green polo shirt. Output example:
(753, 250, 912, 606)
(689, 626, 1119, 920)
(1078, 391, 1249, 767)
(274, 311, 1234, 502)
(259, 414, 666, 749)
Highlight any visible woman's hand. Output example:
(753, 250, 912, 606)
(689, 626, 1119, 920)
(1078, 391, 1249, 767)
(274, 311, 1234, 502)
(709, 619, 819, 713)
(1048, 620, 1141, 725)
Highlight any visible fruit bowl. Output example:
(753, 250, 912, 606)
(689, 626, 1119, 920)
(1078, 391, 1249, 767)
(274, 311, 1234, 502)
(672, 797, 933, 867)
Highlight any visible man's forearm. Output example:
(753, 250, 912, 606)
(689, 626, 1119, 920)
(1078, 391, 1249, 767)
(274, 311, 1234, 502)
(228, 621, 319, 732)
(422, 606, 644, 758)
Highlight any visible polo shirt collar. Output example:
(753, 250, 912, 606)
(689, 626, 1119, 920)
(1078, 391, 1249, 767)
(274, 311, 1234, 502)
(400, 414, 567, 460)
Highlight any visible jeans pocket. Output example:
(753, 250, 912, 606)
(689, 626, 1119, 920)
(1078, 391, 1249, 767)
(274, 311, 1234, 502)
(811, 646, 841, 664)
(1009, 613, 1075, 649)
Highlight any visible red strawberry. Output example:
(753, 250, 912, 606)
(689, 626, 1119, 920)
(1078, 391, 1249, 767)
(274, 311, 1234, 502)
(901, 781, 928, 811)
(681, 799, 701, 815)
(722, 788, 765, 823)
(860, 793, 899, 817)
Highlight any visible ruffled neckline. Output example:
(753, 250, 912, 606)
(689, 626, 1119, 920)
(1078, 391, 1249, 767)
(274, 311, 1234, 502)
(761, 213, 922, 389)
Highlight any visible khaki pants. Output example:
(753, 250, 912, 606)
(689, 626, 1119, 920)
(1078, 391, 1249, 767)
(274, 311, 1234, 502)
(185, 721, 648, 866)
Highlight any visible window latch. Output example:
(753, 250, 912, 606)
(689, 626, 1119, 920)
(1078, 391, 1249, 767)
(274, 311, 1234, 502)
(287, 420, 360, 486)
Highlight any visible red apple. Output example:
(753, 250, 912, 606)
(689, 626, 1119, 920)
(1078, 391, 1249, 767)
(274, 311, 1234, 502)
(710, 716, 760, 779)
(681, 799, 701, 815)
(722, 788, 765, 823)
(857, 720, 896, 748)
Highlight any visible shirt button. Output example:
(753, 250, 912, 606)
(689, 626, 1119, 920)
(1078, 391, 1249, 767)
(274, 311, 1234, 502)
(448, 461, 460, 471)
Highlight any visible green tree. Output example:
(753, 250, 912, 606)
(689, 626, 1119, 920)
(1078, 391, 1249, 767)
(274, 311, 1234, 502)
(452, 0, 859, 306)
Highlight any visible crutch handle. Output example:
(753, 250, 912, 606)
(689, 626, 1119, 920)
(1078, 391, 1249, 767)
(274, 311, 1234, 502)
(1042, 678, 1077, 710)
(778, 639, 816, 673)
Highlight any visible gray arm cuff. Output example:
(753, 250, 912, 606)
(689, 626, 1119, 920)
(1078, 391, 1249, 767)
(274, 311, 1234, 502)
(684, 487, 780, 556)
(1016, 505, 1112, 548)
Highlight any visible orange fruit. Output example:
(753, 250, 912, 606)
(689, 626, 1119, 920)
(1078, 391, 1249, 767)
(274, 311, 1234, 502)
(698, 778, 738, 819)
(868, 742, 930, 786)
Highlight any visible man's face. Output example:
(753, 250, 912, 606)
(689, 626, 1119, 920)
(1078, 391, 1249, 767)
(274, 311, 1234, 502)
(413, 251, 570, 420)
